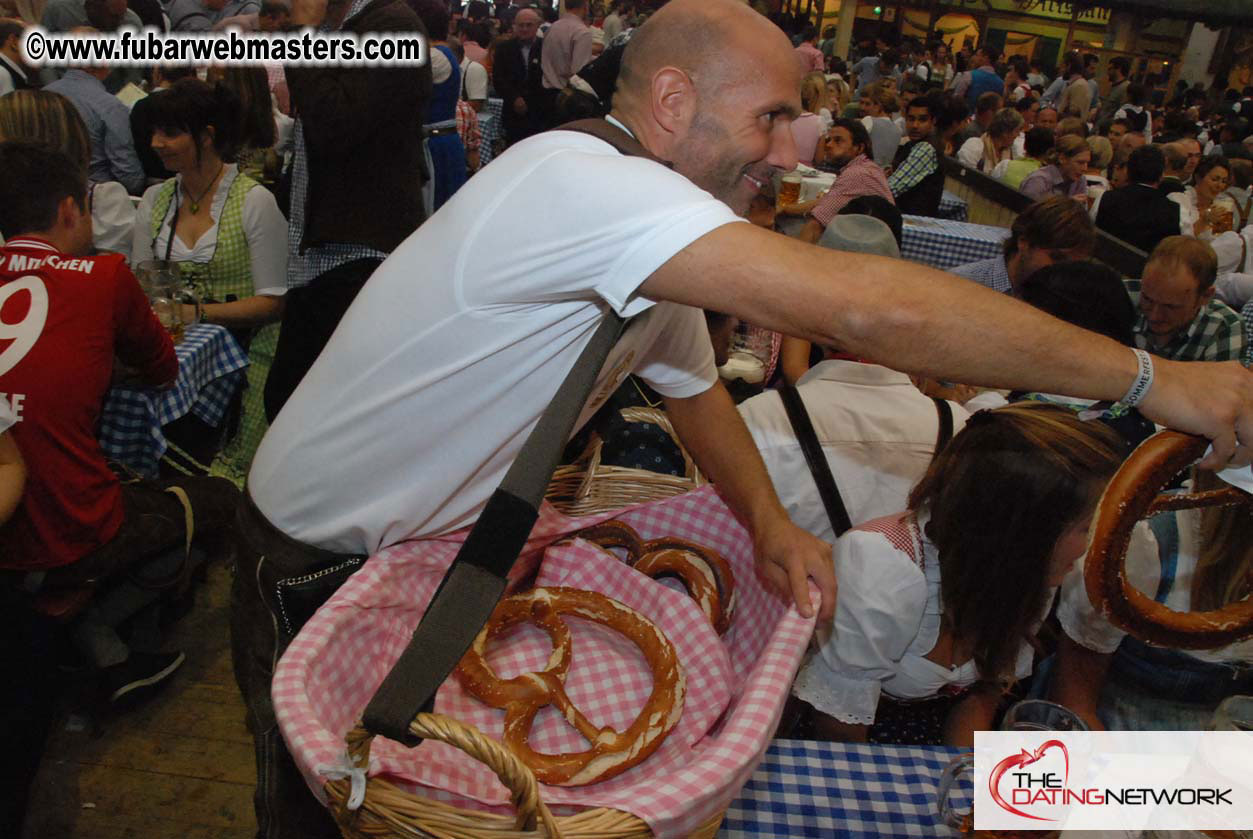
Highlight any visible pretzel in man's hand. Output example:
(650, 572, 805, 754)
(1085, 430, 1253, 650)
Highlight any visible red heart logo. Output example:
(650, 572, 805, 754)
(988, 740, 1069, 822)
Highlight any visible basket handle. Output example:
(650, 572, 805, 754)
(338, 714, 564, 836)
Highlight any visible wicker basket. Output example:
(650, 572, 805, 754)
(545, 407, 704, 517)
(326, 714, 724, 839)
(278, 407, 805, 839)
(324, 408, 721, 838)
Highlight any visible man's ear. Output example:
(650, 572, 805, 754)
(650, 66, 697, 139)
(1199, 282, 1217, 305)
(57, 193, 86, 231)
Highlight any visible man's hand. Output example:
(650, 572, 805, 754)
(513, 96, 528, 116)
(752, 513, 835, 621)
(662, 381, 836, 621)
(1139, 358, 1253, 470)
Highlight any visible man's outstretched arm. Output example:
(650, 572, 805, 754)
(641, 222, 1253, 470)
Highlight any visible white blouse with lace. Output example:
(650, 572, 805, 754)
(130, 164, 288, 296)
(792, 510, 1037, 725)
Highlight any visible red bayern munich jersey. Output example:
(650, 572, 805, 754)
(0, 236, 176, 571)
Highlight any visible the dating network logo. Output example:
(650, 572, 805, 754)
(989, 740, 1070, 821)
(975, 731, 1249, 832)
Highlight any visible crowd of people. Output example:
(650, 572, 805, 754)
(1, 1, 1253, 838)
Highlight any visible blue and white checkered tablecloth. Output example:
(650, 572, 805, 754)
(937, 190, 969, 222)
(900, 215, 1009, 271)
(478, 98, 504, 167)
(720, 739, 971, 839)
(98, 323, 249, 477)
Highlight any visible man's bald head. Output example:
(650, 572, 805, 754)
(607, 0, 801, 216)
(617, 0, 792, 106)
(513, 7, 540, 39)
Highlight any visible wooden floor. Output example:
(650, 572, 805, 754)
(23, 559, 257, 839)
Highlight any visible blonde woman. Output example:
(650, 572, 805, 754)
(0, 89, 134, 258)
(801, 71, 833, 131)
(791, 72, 828, 165)
(1019, 134, 1090, 201)
(1084, 134, 1113, 203)
(955, 107, 1022, 173)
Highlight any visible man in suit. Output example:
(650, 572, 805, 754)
(1094, 144, 1182, 254)
(1158, 141, 1189, 196)
(492, 7, 548, 146)
(0, 18, 32, 95)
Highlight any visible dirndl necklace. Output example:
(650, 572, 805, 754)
(183, 164, 224, 214)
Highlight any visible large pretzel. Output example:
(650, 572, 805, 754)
(570, 521, 737, 634)
(455, 586, 686, 786)
(1085, 430, 1253, 650)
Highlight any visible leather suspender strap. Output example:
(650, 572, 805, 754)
(362, 118, 657, 745)
(363, 311, 626, 744)
(932, 397, 954, 455)
(778, 384, 853, 538)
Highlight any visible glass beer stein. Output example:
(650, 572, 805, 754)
(136, 260, 198, 342)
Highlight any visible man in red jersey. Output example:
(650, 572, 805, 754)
(0, 142, 238, 703)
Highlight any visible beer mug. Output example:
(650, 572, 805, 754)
(136, 260, 198, 342)
(1209, 195, 1236, 236)
(936, 701, 1087, 835)
(937, 752, 976, 833)
(937, 755, 1063, 837)
(777, 173, 802, 208)
(1001, 699, 1090, 732)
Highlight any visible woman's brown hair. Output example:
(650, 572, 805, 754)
(907, 402, 1125, 681)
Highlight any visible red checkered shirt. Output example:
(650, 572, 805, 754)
(455, 99, 482, 158)
(810, 153, 896, 227)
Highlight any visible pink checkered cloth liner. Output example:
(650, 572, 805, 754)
(273, 485, 818, 838)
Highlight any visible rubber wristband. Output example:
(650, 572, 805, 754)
(1120, 348, 1154, 407)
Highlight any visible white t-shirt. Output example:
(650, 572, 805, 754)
(91, 180, 136, 261)
(131, 166, 289, 296)
(1058, 509, 1253, 666)
(956, 136, 987, 171)
(460, 58, 488, 102)
(792, 510, 1038, 724)
(248, 128, 743, 553)
(737, 360, 968, 545)
(431, 46, 453, 84)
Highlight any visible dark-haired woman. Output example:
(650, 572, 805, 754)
(1170, 155, 1234, 239)
(130, 78, 288, 486)
(791, 403, 1124, 746)
(206, 66, 283, 188)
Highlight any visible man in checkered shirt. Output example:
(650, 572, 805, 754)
(887, 94, 944, 217)
(1124, 236, 1246, 364)
(797, 118, 894, 245)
